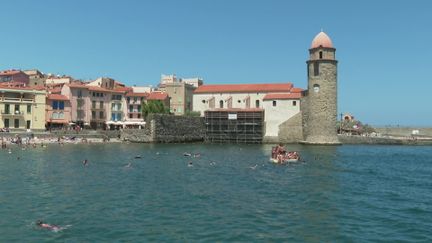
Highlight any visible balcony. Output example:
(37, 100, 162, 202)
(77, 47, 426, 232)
(1, 110, 24, 116)
(0, 97, 34, 103)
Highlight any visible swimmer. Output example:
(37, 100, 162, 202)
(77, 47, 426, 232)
(8, 149, 11, 154)
(183, 152, 191, 157)
(125, 162, 132, 168)
(193, 153, 201, 158)
(188, 161, 193, 167)
(82, 159, 88, 166)
(36, 220, 61, 231)
(17, 156, 20, 160)
(249, 164, 258, 170)
(134, 155, 142, 159)
(210, 161, 216, 166)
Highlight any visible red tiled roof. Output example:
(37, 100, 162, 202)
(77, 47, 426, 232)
(47, 94, 69, 101)
(49, 87, 62, 94)
(0, 70, 24, 76)
(194, 83, 294, 94)
(147, 92, 168, 100)
(207, 108, 264, 112)
(263, 93, 302, 100)
(290, 87, 304, 93)
(88, 86, 111, 92)
(126, 92, 148, 97)
(113, 86, 132, 92)
(0, 85, 45, 91)
(68, 83, 89, 89)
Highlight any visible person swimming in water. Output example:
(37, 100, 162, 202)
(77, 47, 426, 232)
(188, 161, 193, 167)
(82, 159, 88, 166)
(36, 220, 61, 231)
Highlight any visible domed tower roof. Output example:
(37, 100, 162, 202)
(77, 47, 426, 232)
(310, 31, 333, 49)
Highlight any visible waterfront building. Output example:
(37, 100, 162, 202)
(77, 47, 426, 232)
(61, 83, 91, 128)
(193, 83, 303, 139)
(0, 70, 29, 86)
(46, 93, 71, 128)
(124, 91, 146, 128)
(45, 76, 73, 86)
(24, 69, 46, 87)
(0, 86, 46, 130)
(158, 74, 197, 115)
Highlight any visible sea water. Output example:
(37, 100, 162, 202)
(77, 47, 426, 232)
(0, 143, 431, 242)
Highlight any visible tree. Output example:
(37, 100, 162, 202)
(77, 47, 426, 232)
(142, 100, 170, 118)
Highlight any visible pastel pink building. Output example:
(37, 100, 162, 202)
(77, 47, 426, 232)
(0, 70, 30, 86)
(46, 94, 72, 128)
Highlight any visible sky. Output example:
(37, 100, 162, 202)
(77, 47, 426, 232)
(1, 0, 431, 126)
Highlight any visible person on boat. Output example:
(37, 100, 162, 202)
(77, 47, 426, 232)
(36, 220, 61, 231)
(275, 143, 286, 163)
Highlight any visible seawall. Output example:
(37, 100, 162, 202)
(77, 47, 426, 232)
(121, 114, 205, 143)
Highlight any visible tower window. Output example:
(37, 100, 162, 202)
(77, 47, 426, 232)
(314, 62, 319, 76)
(319, 51, 323, 59)
(293, 101, 297, 106)
(219, 100, 224, 108)
(272, 100, 277, 107)
(255, 100, 260, 108)
(313, 84, 320, 93)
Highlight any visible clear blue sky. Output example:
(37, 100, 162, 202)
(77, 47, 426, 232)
(1, 0, 431, 126)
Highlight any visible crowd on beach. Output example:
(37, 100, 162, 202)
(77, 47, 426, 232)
(0, 134, 119, 148)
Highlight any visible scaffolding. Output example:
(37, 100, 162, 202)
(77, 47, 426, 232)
(205, 109, 264, 143)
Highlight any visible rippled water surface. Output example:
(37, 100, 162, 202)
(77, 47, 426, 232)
(0, 143, 431, 242)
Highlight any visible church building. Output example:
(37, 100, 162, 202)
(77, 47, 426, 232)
(192, 31, 339, 144)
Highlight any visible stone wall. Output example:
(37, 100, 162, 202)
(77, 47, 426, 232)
(374, 127, 432, 137)
(121, 114, 205, 143)
(276, 112, 303, 143)
(151, 114, 205, 143)
(338, 134, 432, 145)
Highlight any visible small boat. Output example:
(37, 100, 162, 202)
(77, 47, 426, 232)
(270, 146, 300, 164)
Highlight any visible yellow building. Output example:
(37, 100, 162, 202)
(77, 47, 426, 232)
(0, 86, 46, 131)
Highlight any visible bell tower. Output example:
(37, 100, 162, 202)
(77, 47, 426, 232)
(303, 31, 340, 144)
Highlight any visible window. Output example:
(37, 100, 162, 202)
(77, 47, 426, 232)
(314, 62, 319, 76)
(319, 51, 323, 59)
(112, 113, 116, 121)
(137, 105, 141, 112)
(129, 114, 133, 118)
(15, 104, 20, 114)
(59, 101, 64, 110)
(5, 104, 10, 114)
(4, 118, 9, 128)
(92, 111, 96, 118)
(14, 119, 19, 128)
(127, 97, 130, 103)
(202, 100, 206, 104)
(92, 101, 96, 109)
(53, 101, 59, 109)
(92, 92, 95, 97)
(293, 101, 297, 106)
(26, 120, 31, 129)
(134, 97, 137, 102)
(99, 111, 104, 119)
(272, 100, 277, 107)
(313, 84, 320, 93)
(77, 90, 82, 98)
(100, 101, 103, 109)
(237, 100, 241, 103)
(137, 113, 141, 118)
(27, 104, 31, 113)
(255, 100, 260, 108)
(129, 105, 133, 112)
(219, 100, 223, 108)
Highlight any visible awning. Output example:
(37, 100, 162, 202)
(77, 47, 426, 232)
(123, 121, 146, 125)
(48, 119, 69, 124)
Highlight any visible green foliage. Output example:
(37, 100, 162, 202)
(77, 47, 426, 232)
(184, 111, 201, 117)
(142, 100, 170, 118)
